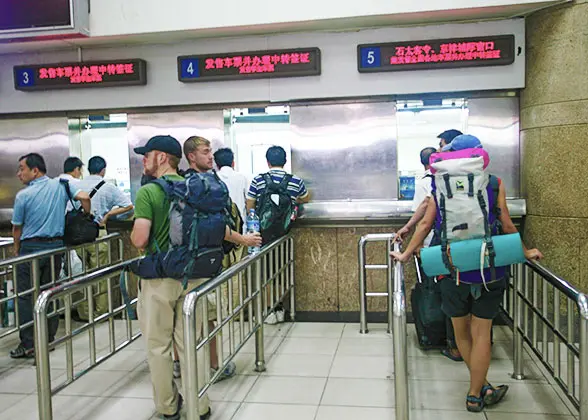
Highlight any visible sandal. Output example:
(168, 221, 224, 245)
(482, 383, 509, 406)
(441, 348, 464, 362)
(466, 394, 485, 412)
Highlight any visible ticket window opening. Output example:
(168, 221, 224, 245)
(68, 114, 132, 201)
(396, 99, 468, 200)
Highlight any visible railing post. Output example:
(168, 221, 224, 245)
(254, 259, 266, 372)
(34, 293, 53, 420)
(392, 242, 409, 420)
(358, 237, 368, 334)
(183, 292, 201, 420)
(386, 238, 394, 334)
(32, 259, 41, 301)
(512, 263, 525, 380)
(289, 238, 296, 322)
(578, 294, 588, 420)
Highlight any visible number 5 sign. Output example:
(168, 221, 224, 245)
(359, 47, 381, 69)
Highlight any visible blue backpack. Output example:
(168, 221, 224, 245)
(129, 171, 230, 286)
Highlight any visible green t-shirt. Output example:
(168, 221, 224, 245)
(134, 174, 184, 254)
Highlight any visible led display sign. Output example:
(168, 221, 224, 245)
(178, 48, 321, 82)
(13, 59, 147, 91)
(358, 35, 515, 73)
(0, 0, 72, 31)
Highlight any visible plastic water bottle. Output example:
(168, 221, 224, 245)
(246, 209, 261, 254)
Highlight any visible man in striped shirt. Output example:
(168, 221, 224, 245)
(246, 145, 310, 211)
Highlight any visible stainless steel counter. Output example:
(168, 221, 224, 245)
(297, 199, 526, 223)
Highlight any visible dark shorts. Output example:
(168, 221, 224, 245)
(440, 277, 507, 320)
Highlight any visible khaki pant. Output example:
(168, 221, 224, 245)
(138, 277, 211, 416)
(77, 230, 111, 320)
(208, 245, 246, 320)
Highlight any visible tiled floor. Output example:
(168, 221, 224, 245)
(0, 321, 580, 420)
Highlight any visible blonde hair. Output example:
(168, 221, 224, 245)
(183, 136, 211, 160)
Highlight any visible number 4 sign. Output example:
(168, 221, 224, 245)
(181, 59, 200, 79)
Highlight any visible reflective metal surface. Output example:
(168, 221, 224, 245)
(299, 198, 526, 221)
(0, 117, 69, 214)
(290, 102, 398, 201)
(468, 97, 520, 198)
(127, 111, 224, 201)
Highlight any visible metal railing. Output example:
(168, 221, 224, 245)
(34, 256, 141, 420)
(183, 235, 295, 420)
(502, 261, 588, 420)
(0, 233, 124, 340)
(358, 233, 409, 420)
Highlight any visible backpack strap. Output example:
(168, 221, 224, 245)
(278, 173, 293, 192)
(89, 180, 106, 199)
(60, 179, 77, 208)
(442, 174, 453, 199)
(439, 193, 456, 279)
(477, 189, 496, 284)
(467, 173, 474, 197)
(488, 175, 501, 218)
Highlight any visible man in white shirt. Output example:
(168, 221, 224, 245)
(58, 157, 84, 182)
(396, 146, 463, 362)
(213, 148, 248, 226)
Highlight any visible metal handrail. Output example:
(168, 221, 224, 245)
(34, 256, 141, 420)
(183, 234, 295, 420)
(504, 259, 587, 420)
(358, 233, 409, 420)
(0, 233, 124, 339)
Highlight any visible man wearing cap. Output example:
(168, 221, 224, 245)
(391, 135, 543, 412)
(130, 135, 211, 420)
(437, 129, 463, 152)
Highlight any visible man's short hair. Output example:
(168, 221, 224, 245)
(88, 156, 107, 175)
(63, 156, 83, 174)
(266, 146, 287, 167)
(167, 154, 180, 169)
(20, 153, 47, 174)
(420, 147, 437, 167)
(214, 148, 234, 169)
(437, 129, 463, 144)
(183, 136, 211, 160)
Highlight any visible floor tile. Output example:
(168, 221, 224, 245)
(342, 323, 392, 340)
(329, 354, 393, 379)
(245, 376, 326, 405)
(277, 337, 339, 356)
(321, 378, 395, 408)
(0, 393, 29, 414)
(207, 374, 258, 402)
(486, 413, 576, 420)
(91, 349, 146, 371)
(262, 353, 333, 377)
(107, 367, 153, 399)
(408, 357, 548, 383)
(233, 402, 318, 420)
(69, 396, 156, 420)
(485, 382, 573, 415)
(409, 379, 471, 410)
(224, 333, 284, 356)
(152, 401, 241, 420)
(287, 322, 345, 338)
(336, 338, 393, 357)
(316, 406, 485, 420)
(263, 322, 293, 337)
(0, 366, 65, 394)
(58, 369, 131, 397)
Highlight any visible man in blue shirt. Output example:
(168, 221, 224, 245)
(11, 153, 91, 358)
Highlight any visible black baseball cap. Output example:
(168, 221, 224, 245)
(134, 135, 182, 159)
(437, 129, 463, 143)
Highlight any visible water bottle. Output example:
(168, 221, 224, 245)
(246, 209, 261, 254)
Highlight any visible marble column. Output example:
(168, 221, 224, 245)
(522, 1, 588, 292)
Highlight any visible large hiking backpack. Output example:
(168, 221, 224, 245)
(256, 173, 294, 244)
(130, 172, 230, 285)
(429, 147, 505, 284)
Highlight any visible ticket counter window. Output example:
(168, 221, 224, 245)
(68, 114, 131, 199)
(396, 99, 468, 200)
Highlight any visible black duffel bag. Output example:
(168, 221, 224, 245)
(60, 179, 104, 246)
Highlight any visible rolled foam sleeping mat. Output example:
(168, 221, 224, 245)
(420, 233, 525, 277)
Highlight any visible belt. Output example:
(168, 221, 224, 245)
(22, 237, 63, 243)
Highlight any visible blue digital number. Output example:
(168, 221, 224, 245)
(360, 47, 381, 68)
(180, 58, 200, 79)
(16, 68, 35, 87)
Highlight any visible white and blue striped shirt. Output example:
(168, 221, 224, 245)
(247, 169, 308, 203)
